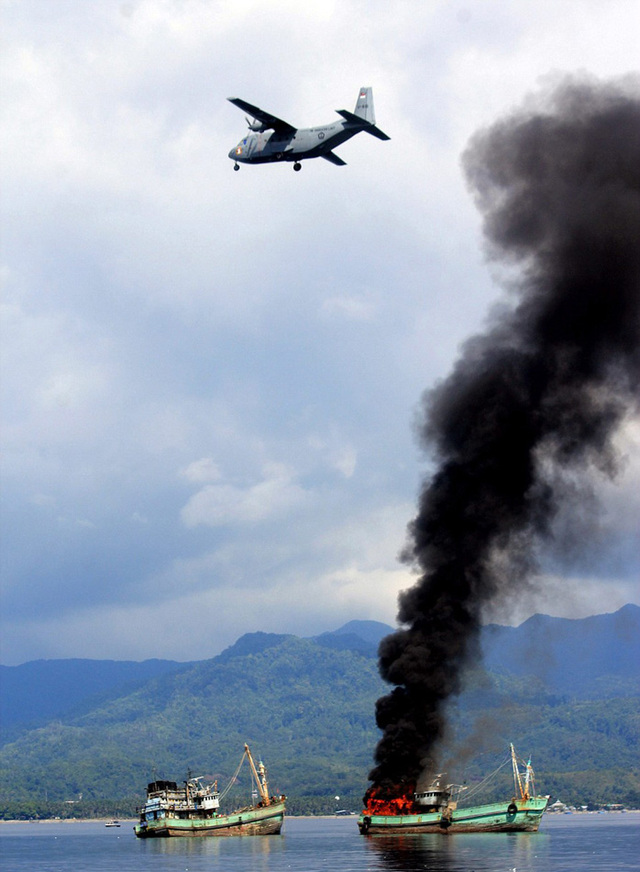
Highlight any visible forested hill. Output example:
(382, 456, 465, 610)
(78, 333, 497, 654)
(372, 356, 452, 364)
(480, 604, 640, 698)
(0, 658, 194, 738)
(0, 621, 394, 739)
(0, 606, 638, 813)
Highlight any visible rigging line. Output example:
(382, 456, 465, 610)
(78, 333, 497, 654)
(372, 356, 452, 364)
(460, 753, 511, 802)
(218, 750, 248, 802)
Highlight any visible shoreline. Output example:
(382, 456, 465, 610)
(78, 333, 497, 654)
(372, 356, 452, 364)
(1, 815, 349, 824)
(0, 818, 137, 825)
(2, 810, 638, 824)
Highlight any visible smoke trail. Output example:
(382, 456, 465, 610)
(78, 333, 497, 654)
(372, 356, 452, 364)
(365, 76, 640, 806)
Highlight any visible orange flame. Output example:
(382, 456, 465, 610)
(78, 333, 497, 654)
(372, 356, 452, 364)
(363, 784, 416, 816)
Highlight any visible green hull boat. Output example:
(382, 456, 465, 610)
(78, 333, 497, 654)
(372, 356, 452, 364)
(134, 744, 285, 838)
(358, 795, 548, 834)
(135, 797, 285, 837)
(359, 744, 549, 835)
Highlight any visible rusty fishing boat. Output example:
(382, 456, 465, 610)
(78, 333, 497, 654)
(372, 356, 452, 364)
(134, 744, 285, 837)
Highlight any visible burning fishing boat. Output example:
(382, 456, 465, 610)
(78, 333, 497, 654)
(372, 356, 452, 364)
(134, 744, 285, 837)
(358, 744, 548, 834)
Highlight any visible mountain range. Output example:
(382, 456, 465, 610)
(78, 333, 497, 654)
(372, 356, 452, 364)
(0, 605, 638, 814)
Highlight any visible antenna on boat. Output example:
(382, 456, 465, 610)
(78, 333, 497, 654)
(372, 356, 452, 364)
(523, 757, 535, 799)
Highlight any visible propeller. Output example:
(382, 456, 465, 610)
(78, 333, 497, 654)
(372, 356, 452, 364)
(246, 116, 266, 132)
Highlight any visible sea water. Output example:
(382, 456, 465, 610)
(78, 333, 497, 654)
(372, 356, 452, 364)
(1, 813, 638, 872)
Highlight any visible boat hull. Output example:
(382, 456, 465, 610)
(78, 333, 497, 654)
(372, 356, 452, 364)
(134, 799, 285, 838)
(358, 796, 548, 835)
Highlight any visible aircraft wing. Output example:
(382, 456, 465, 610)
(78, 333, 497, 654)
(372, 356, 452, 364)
(227, 98, 297, 133)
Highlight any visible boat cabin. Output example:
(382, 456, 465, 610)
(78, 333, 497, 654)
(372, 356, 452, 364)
(140, 777, 221, 824)
(414, 776, 451, 811)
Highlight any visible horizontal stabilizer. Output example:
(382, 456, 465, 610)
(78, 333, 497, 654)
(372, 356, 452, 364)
(363, 125, 390, 141)
(335, 109, 390, 141)
(321, 151, 347, 167)
(335, 108, 363, 124)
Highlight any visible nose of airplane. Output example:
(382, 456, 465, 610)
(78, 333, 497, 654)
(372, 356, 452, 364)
(228, 147, 237, 160)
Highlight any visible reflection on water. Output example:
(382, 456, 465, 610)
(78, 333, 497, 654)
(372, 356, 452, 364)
(365, 833, 456, 871)
(139, 830, 286, 868)
(2, 815, 637, 872)
(364, 830, 551, 871)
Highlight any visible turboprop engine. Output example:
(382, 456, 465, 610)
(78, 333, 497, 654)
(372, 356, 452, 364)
(246, 116, 269, 132)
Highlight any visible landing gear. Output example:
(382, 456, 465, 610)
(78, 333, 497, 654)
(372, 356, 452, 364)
(233, 163, 240, 171)
(293, 162, 302, 172)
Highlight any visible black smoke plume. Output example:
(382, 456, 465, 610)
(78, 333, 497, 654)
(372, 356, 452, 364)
(366, 76, 640, 805)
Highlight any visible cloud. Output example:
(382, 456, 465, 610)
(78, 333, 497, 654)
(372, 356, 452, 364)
(320, 295, 377, 321)
(0, 502, 414, 664)
(485, 572, 640, 629)
(331, 445, 358, 479)
(182, 457, 222, 483)
(181, 463, 311, 527)
(307, 431, 358, 478)
(1, 0, 639, 663)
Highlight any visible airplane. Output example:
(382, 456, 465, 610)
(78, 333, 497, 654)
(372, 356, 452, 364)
(227, 86, 390, 171)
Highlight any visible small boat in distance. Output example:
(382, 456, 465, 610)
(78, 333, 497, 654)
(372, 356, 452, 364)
(134, 744, 285, 837)
(105, 819, 120, 827)
(359, 744, 549, 834)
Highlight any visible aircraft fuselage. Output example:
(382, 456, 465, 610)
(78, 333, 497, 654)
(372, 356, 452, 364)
(229, 121, 357, 165)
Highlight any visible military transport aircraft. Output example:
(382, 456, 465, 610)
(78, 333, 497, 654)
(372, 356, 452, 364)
(227, 86, 389, 171)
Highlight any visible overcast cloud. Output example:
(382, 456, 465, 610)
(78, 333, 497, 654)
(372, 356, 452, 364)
(2, 0, 639, 664)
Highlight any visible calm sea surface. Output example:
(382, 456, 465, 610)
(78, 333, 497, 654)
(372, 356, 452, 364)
(1, 813, 638, 872)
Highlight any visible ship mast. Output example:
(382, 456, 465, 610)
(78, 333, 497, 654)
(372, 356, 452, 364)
(510, 743, 525, 800)
(244, 744, 270, 806)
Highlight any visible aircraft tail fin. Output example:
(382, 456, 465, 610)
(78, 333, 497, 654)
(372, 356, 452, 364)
(353, 86, 375, 123)
(335, 87, 390, 140)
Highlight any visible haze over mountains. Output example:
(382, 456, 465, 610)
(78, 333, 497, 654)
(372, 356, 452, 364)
(0, 605, 638, 811)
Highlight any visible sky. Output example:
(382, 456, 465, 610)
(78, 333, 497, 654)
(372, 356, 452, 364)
(1, 0, 639, 666)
